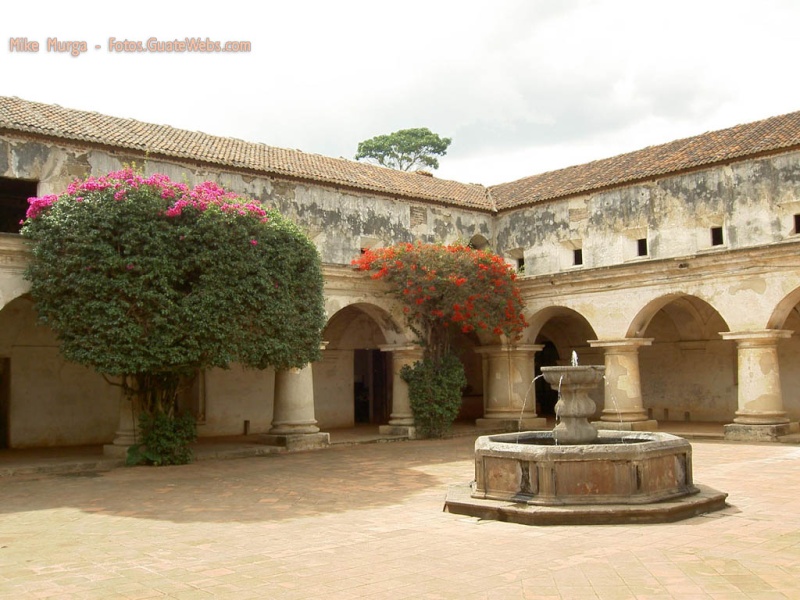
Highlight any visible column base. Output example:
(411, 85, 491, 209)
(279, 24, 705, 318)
(379, 425, 416, 439)
(103, 443, 132, 458)
(260, 432, 330, 451)
(594, 419, 658, 432)
(724, 422, 797, 442)
(476, 417, 548, 431)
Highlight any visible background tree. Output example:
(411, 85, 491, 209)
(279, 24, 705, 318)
(354, 128, 452, 171)
(353, 242, 527, 436)
(22, 168, 326, 464)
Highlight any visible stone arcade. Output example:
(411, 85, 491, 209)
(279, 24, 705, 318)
(1, 96, 800, 451)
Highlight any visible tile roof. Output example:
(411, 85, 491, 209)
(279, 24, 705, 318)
(2, 96, 799, 213)
(0, 96, 491, 210)
(490, 110, 800, 210)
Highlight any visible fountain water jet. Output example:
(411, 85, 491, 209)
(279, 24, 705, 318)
(444, 364, 728, 525)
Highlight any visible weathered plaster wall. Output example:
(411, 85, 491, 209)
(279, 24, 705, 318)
(201, 366, 273, 436)
(1, 136, 494, 266)
(640, 341, 737, 422)
(495, 151, 800, 276)
(313, 349, 355, 428)
(0, 297, 117, 447)
(0, 234, 31, 311)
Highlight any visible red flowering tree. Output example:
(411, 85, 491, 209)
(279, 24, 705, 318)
(353, 242, 527, 436)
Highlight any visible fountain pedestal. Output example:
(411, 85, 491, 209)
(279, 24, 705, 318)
(543, 365, 603, 445)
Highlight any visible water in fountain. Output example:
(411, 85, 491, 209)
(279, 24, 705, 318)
(515, 374, 544, 442)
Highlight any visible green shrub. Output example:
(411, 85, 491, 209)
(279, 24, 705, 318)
(401, 354, 467, 438)
(126, 411, 197, 466)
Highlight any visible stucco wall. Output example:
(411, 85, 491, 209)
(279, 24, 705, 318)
(0, 297, 118, 447)
(0, 136, 494, 266)
(495, 152, 800, 276)
(201, 366, 274, 437)
(313, 349, 355, 429)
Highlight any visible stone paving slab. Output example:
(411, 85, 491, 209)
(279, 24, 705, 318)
(0, 437, 799, 599)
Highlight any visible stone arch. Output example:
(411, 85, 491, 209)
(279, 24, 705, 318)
(318, 302, 410, 428)
(767, 285, 800, 330)
(323, 298, 408, 347)
(0, 277, 31, 313)
(769, 286, 800, 421)
(0, 295, 118, 448)
(526, 306, 601, 416)
(626, 292, 727, 339)
(629, 293, 735, 423)
(468, 234, 490, 250)
(526, 306, 600, 362)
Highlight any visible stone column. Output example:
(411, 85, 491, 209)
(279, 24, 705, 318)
(588, 338, 658, 431)
(722, 330, 794, 441)
(475, 344, 547, 430)
(103, 388, 139, 458)
(262, 349, 330, 450)
(379, 344, 424, 438)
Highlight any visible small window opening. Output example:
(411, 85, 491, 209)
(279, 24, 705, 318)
(710, 226, 724, 246)
(516, 257, 525, 273)
(573, 248, 583, 266)
(0, 177, 38, 233)
(793, 214, 800, 235)
(636, 238, 648, 257)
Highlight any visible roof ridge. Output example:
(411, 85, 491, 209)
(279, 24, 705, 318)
(0, 96, 493, 211)
(489, 109, 800, 209)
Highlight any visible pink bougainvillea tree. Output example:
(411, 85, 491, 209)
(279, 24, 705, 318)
(22, 167, 326, 463)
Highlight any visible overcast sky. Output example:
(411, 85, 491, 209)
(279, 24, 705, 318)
(2, 0, 798, 186)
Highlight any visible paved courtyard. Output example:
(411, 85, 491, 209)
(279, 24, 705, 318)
(0, 436, 799, 599)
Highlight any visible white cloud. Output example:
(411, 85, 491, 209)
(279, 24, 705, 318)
(2, 0, 798, 186)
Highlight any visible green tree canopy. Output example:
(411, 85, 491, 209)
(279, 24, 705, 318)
(354, 128, 452, 171)
(22, 168, 326, 415)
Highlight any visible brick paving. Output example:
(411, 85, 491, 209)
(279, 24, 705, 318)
(0, 436, 799, 599)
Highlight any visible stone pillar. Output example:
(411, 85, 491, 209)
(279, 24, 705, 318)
(379, 344, 424, 438)
(103, 388, 139, 458)
(475, 344, 547, 431)
(588, 338, 658, 431)
(722, 330, 795, 441)
(262, 350, 330, 450)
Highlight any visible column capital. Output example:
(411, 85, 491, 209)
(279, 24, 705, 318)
(721, 330, 792, 346)
(474, 344, 544, 355)
(589, 338, 653, 351)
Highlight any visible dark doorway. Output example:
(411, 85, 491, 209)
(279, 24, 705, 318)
(354, 349, 389, 424)
(0, 358, 9, 448)
(534, 341, 560, 417)
(0, 177, 38, 233)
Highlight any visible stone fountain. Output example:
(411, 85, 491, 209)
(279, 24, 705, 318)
(444, 364, 728, 525)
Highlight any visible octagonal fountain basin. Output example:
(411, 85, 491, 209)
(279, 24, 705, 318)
(444, 430, 729, 526)
(473, 430, 696, 506)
